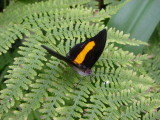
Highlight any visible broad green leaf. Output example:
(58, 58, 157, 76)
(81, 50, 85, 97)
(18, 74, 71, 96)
(108, 0, 160, 54)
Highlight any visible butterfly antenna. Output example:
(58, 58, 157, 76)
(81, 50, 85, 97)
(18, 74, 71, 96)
(74, 77, 84, 89)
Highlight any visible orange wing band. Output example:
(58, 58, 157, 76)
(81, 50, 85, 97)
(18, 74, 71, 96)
(74, 41, 95, 64)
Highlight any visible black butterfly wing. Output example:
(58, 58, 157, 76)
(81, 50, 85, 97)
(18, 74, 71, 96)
(82, 29, 107, 68)
(67, 29, 107, 69)
(41, 45, 79, 68)
(66, 39, 90, 61)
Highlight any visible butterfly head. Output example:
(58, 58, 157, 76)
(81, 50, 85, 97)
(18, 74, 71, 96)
(84, 68, 92, 75)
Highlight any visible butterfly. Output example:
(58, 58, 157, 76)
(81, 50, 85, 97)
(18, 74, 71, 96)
(41, 29, 107, 76)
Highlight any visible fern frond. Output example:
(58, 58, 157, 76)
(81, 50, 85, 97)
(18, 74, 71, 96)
(143, 111, 160, 120)
(54, 82, 93, 120)
(121, 98, 160, 120)
(0, 0, 90, 26)
(99, 44, 148, 69)
(14, 57, 65, 119)
(0, 0, 158, 119)
(0, 24, 25, 54)
(144, 46, 160, 84)
(108, 28, 148, 46)
(106, 0, 131, 16)
(0, 31, 46, 117)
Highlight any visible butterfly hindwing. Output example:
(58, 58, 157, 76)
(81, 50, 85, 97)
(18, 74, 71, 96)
(41, 45, 79, 68)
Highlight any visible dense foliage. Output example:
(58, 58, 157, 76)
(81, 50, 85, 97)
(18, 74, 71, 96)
(0, 0, 159, 120)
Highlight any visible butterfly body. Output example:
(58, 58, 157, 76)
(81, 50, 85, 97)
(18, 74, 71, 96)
(42, 29, 107, 76)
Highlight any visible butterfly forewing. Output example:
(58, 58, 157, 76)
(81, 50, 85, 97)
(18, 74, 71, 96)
(67, 29, 107, 69)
